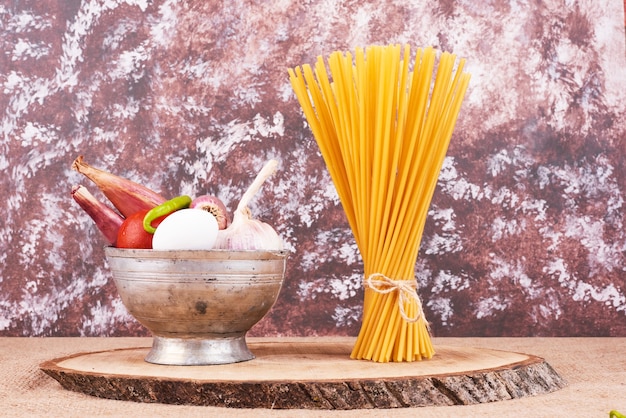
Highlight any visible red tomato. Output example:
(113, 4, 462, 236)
(116, 209, 166, 249)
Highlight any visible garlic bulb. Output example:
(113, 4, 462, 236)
(213, 160, 283, 251)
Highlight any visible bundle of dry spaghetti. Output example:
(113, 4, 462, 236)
(288, 44, 470, 362)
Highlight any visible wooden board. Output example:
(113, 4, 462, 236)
(40, 338, 566, 409)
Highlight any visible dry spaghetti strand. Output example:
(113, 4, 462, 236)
(289, 44, 470, 362)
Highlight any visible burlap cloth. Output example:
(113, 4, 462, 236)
(0, 337, 624, 417)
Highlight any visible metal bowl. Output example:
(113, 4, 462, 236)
(104, 247, 287, 366)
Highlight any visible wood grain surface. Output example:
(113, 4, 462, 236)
(40, 339, 565, 409)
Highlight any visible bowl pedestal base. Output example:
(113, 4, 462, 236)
(145, 335, 254, 365)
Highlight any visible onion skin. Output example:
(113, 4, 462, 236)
(190, 195, 230, 230)
(71, 184, 124, 246)
(72, 155, 167, 218)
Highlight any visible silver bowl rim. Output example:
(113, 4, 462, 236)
(104, 246, 288, 261)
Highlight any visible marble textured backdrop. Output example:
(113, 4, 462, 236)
(1, 0, 625, 337)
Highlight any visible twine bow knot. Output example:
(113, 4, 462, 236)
(365, 273, 426, 324)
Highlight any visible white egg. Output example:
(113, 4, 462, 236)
(152, 208, 219, 250)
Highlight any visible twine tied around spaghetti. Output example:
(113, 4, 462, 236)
(365, 273, 426, 324)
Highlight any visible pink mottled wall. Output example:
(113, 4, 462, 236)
(1, 1, 625, 337)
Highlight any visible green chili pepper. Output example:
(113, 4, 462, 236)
(610, 411, 626, 418)
(143, 195, 192, 234)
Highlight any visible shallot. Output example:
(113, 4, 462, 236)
(71, 184, 124, 245)
(72, 156, 166, 217)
